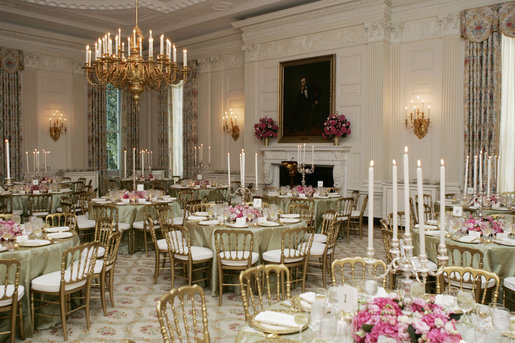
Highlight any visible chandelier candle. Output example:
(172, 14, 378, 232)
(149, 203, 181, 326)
(487, 156, 492, 196)
(417, 160, 426, 259)
(440, 159, 445, 247)
(368, 160, 374, 252)
(464, 155, 469, 194)
(479, 151, 483, 193)
(43, 149, 47, 173)
(392, 160, 398, 242)
(25, 152, 29, 173)
(473, 155, 477, 194)
(124, 149, 127, 179)
(403, 146, 411, 239)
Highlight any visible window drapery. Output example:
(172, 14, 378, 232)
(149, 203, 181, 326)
(87, 84, 107, 193)
(0, 47, 23, 181)
(121, 90, 139, 174)
(158, 86, 170, 172)
(182, 61, 199, 178)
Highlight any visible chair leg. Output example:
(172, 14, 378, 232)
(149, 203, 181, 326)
(143, 228, 149, 257)
(218, 266, 223, 306)
(109, 269, 115, 307)
(321, 256, 327, 288)
(154, 253, 160, 284)
(100, 272, 107, 316)
(10, 303, 16, 343)
(170, 258, 176, 288)
(30, 292, 35, 332)
(59, 293, 68, 341)
(18, 303, 25, 340)
(85, 283, 92, 329)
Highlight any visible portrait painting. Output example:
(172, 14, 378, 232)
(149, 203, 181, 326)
(278, 55, 335, 142)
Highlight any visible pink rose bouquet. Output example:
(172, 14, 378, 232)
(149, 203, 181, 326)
(292, 185, 315, 197)
(352, 295, 461, 343)
(0, 220, 23, 241)
(462, 215, 503, 236)
(121, 191, 147, 201)
(322, 112, 351, 138)
(227, 205, 262, 222)
(254, 117, 279, 140)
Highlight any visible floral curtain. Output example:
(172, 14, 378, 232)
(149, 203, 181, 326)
(0, 47, 23, 181)
(461, 2, 513, 192)
(121, 90, 139, 175)
(183, 61, 199, 178)
(157, 86, 170, 171)
(88, 84, 107, 193)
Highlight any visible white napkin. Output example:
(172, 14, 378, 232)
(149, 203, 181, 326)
(254, 311, 299, 328)
(434, 294, 460, 312)
(187, 215, 207, 221)
(414, 224, 438, 230)
(299, 292, 315, 304)
(497, 237, 515, 245)
(373, 287, 389, 298)
(459, 235, 480, 243)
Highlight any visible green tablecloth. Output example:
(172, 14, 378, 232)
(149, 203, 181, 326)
(169, 186, 229, 202)
(266, 196, 341, 231)
(185, 220, 305, 296)
(0, 234, 80, 340)
(412, 229, 515, 279)
(89, 201, 182, 224)
(119, 179, 175, 191)
(11, 191, 71, 216)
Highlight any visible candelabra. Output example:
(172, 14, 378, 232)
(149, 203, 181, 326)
(297, 163, 314, 187)
(232, 185, 253, 204)
(195, 161, 211, 176)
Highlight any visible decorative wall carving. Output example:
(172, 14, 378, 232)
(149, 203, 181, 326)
(24, 52, 80, 73)
(198, 53, 244, 73)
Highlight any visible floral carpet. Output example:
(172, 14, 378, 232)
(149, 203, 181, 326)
(23, 229, 386, 343)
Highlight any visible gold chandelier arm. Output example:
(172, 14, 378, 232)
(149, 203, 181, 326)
(84, 68, 105, 87)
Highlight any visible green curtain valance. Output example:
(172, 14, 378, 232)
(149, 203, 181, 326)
(461, 2, 515, 42)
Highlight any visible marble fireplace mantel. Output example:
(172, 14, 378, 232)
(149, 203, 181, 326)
(259, 145, 351, 196)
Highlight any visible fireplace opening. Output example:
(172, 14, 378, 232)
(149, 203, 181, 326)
(279, 165, 334, 188)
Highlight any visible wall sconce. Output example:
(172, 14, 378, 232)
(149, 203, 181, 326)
(49, 110, 67, 141)
(223, 107, 239, 141)
(404, 96, 430, 139)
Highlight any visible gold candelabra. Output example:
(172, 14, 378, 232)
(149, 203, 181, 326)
(49, 110, 67, 141)
(223, 108, 239, 141)
(404, 96, 431, 139)
(82, 0, 190, 108)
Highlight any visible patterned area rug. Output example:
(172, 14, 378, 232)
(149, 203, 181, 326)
(23, 229, 386, 342)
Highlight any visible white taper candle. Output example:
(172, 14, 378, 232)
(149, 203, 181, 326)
(440, 159, 446, 247)
(392, 160, 398, 242)
(368, 160, 374, 251)
(417, 160, 426, 258)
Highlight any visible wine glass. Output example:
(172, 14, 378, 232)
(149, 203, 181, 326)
(327, 286, 339, 315)
(474, 304, 492, 341)
(12, 214, 21, 225)
(364, 278, 379, 298)
(442, 287, 458, 312)
(310, 300, 326, 332)
(293, 310, 309, 339)
(315, 288, 327, 302)
(410, 281, 425, 299)
(489, 303, 510, 333)
(457, 290, 475, 323)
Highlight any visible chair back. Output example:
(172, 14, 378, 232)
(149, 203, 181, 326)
(94, 217, 116, 247)
(61, 242, 99, 289)
(59, 196, 74, 213)
(0, 214, 16, 221)
(0, 195, 12, 214)
(380, 219, 394, 265)
(320, 209, 338, 236)
(0, 259, 21, 308)
(409, 197, 418, 224)
(280, 227, 313, 263)
(441, 266, 500, 304)
(239, 264, 291, 322)
(147, 217, 162, 252)
(171, 175, 181, 185)
(416, 194, 433, 214)
(358, 194, 368, 217)
(77, 191, 95, 214)
(156, 284, 210, 343)
(332, 257, 387, 287)
(108, 179, 119, 191)
(157, 206, 174, 226)
(214, 230, 254, 268)
(336, 197, 353, 218)
(91, 204, 119, 224)
(351, 190, 360, 209)
(325, 221, 341, 252)
(162, 224, 191, 257)
(28, 194, 53, 215)
(387, 211, 412, 231)
(177, 190, 194, 208)
(102, 231, 121, 271)
(447, 244, 484, 268)
(45, 213, 78, 231)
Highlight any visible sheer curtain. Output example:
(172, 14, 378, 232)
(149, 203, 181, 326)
(171, 82, 183, 177)
(499, 34, 515, 192)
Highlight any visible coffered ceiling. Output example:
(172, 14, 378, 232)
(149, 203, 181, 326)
(0, 0, 321, 44)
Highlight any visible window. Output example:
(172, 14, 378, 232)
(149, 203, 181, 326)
(170, 81, 184, 176)
(106, 84, 121, 170)
(499, 34, 514, 192)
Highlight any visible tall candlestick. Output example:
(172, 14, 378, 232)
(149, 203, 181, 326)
(242, 149, 246, 187)
(311, 145, 314, 169)
(200, 144, 203, 163)
(487, 156, 492, 196)
(417, 160, 426, 259)
(124, 149, 127, 179)
(173, 45, 176, 63)
(227, 153, 231, 186)
(208, 146, 211, 165)
(479, 151, 483, 193)
(183, 49, 187, 67)
(255, 153, 258, 190)
(440, 159, 446, 247)
(303, 144, 306, 166)
(194, 146, 197, 165)
(43, 149, 47, 172)
(239, 153, 242, 186)
(36, 150, 39, 172)
(297, 145, 300, 164)
(160, 34, 164, 55)
(4, 139, 10, 179)
(496, 155, 500, 193)
(33, 151, 36, 172)
(473, 155, 478, 194)
(141, 150, 144, 175)
(464, 155, 469, 194)
(403, 146, 411, 238)
(148, 30, 153, 57)
(25, 151, 29, 173)
(368, 160, 374, 251)
(392, 160, 398, 242)
(132, 148, 136, 176)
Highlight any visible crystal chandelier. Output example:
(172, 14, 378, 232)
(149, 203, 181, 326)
(82, 0, 190, 107)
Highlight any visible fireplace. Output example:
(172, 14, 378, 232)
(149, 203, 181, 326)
(260, 145, 351, 195)
(279, 165, 334, 187)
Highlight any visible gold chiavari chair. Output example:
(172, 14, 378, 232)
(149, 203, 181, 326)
(27, 194, 53, 218)
(45, 213, 78, 233)
(177, 190, 194, 208)
(148, 218, 171, 283)
(380, 219, 402, 288)
(31, 242, 99, 341)
(331, 257, 387, 288)
(131, 204, 167, 256)
(350, 190, 360, 209)
(326, 187, 341, 194)
(409, 197, 418, 224)
(312, 209, 338, 244)
(0, 259, 25, 343)
(306, 221, 340, 287)
(0, 195, 13, 214)
(349, 194, 368, 240)
(76, 191, 95, 215)
(336, 197, 354, 242)
(214, 229, 257, 306)
(93, 204, 132, 250)
(230, 181, 241, 193)
(440, 266, 500, 304)
(288, 201, 314, 229)
(171, 175, 181, 185)
(503, 277, 515, 311)
(263, 186, 279, 193)
(156, 284, 210, 343)
(387, 211, 413, 232)
(239, 264, 291, 322)
(94, 217, 116, 259)
(57, 196, 74, 214)
(0, 214, 16, 221)
(163, 224, 213, 288)
(262, 227, 313, 292)
(445, 193, 458, 200)
(91, 231, 121, 316)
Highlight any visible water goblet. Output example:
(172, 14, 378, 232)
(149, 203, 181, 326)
(442, 287, 458, 312)
(319, 317, 337, 342)
(315, 287, 327, 302)
(12, 214, 21, 225)
(364, 278, 378, 298)
(310, 300, 326, 332)
(489, 303, 510, 333)
(293, 310, 309, 339)
(457, 290, 475, 323)
(410, 281, 425, 299)
(327, 286, 339, 314)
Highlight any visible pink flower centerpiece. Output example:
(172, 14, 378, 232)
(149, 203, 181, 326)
(322, 112, 351, 139)
(193, 180, 211, 188)
(121, 191, 147, 202)
(227, 205, 262, 222)
(352, 295, 462, 343)
(254, 117, 279, 142)
(462, 215, 503, 236)
(0, 220, 23, 242)
(292, 185, 315, 197)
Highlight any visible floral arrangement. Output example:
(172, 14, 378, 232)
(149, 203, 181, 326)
(227, 205, 262, 222)
(138, 173, 154, 180)
(352, 295, 462, 343)
(193, 180, 211, 187)
(0, 220, 23, 241)
(254, 117, 279, 140)
(121, 191, 147, 201)
(462, 215, 503, 235)
(292, 185, 315, 197)
(322, 112, 351, 138)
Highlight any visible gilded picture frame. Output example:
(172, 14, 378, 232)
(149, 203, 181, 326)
(278, 54, 335, 143)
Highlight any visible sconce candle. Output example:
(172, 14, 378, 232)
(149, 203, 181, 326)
(49, 110, 67, 141)
(404, 97, 431, 139)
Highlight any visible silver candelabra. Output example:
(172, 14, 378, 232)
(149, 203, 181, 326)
(297, 163, 314, 187)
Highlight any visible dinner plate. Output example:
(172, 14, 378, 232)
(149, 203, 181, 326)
(277, 195, 291, 198)
(19, 239, 52, 247)
(313, 195, 329, 199)
(257, 221, 281, 227)
(281, 214, 300, 219)
(187, 216, 208, 221)
(199, 220, 220, 226)
(250, 310, 307, 335)
(451, 236, 481, 244)
(279, 218, 300, 224)
(493, 238, 515, 246)
(44, 226, 70, 233)
(156, 199, 172, 203)
(47, 232, 74, 239)
(195, 212, 209, 217)
(327, 193, 340, 198)
(0, 246, 7, 252)
(225, 222, 249, 228)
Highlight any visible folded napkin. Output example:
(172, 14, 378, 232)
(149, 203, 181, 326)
(458, 236, 480, 243)
(414, 224, 438, 230)
(497, 237, 515, 245)
(299, 292, 315, 304)
(434, 294, 460, 312)
(373, 287, 389, 298)
(254, 311, 299, 329)
(187, 215, 207, 221)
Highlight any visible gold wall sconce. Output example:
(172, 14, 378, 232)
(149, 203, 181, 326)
(49, 110, 67, 141)
(223, 107, 239, 141)
(405, 96, 431, 139)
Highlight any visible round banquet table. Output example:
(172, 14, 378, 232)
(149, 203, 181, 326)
(119, 178, 176, 191)
(185, 220, 305, 296)
(169, 185, 229, 202)
(264, 195, 342, 231)
(0, 233, 80, 340)
(412, 228, 515, 280)
(10, 190, 72, 217)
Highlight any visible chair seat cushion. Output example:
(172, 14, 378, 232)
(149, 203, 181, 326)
(504, 276, 515, 291)
(31, 270, 88, 293)
(311, 233, 327, 243)
(93, 259, 113, 274)
(448, 272, 496, 289)
(351, 210, 361, 217)
(157, 231, 185, 252)
(32, 211, 49, 217)
(262, 249, 304, 263)
(336, 216, 349, 221)
(133, 220, 159, 230)
(0, 285, 24, 307)
(412, 258, 437, 272)
(13, 210, 23, 216)
(219, 251, 259, 266)
(173, 217, 183, 225)
(174, 246, 213, 261)
(118, 223, 130, 231)
(77, 219, 96, 230)
(96, 246, 105, 259)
